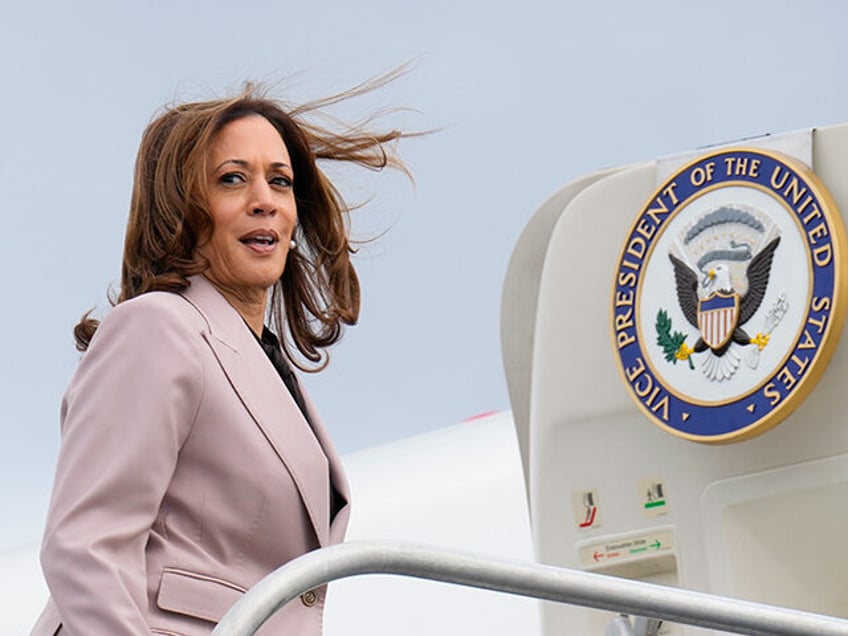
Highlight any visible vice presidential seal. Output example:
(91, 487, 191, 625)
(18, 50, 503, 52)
(611, 148, 847, 442)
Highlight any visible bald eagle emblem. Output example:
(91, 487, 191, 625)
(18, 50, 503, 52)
(613, 147, 846, 441)
(658, 206, 788, 381)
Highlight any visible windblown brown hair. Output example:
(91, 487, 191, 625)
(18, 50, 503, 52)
(74, 73, 412, 370)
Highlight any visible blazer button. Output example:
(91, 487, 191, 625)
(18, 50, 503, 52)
(300, 590, 318, 607)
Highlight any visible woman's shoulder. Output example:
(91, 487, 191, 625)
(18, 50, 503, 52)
(112, 290, 203, 323)
(91, 291, 208, 349)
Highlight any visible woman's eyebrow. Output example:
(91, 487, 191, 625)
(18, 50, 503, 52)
(213, 159, 249, 172)
(213, 159, 292, 171)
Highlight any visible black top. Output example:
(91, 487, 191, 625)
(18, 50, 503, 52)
(253, 326, 345, 521)
(255, 327, 312, 425)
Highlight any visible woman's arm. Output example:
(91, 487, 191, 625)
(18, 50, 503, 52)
(40, 294, 205, 634)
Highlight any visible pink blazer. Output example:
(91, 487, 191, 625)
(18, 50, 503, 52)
(31, 275, 351, 635)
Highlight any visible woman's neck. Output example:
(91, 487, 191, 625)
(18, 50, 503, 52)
(203, 276, 267, 336)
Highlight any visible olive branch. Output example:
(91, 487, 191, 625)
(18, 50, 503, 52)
(656, 309, 694, 370)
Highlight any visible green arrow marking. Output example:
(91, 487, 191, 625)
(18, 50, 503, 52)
(650, 540, 661, 550)
(644, 500, 666, 509)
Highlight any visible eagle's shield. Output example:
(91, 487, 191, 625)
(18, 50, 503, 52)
(698, 292, 739, 349)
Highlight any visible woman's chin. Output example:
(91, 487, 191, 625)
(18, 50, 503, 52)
(205, 270, 282, 297)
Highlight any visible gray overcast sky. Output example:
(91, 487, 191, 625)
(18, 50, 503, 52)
(3, 0, 848, 549)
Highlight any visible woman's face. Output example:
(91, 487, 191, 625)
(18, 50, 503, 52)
(199, 114, 297, 298)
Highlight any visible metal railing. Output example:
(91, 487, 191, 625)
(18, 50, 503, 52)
(210, 540, 848, 636)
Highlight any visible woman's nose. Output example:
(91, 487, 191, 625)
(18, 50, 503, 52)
(249, 181, 276, 216)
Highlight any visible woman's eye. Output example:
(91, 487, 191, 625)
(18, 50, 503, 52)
(270, 175, 293, 188)
(219, 172, 246, 185)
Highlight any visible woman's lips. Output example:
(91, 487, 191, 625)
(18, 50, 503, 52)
(239, 229, 280, 254)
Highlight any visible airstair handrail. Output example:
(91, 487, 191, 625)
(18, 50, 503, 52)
(210, 540, 848, 636)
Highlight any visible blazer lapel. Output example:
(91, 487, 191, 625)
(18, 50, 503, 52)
(302, 389, 351, 543)
(181, 276, 330, 546)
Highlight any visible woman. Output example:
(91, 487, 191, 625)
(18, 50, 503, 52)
(31, 82, 408, 635)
